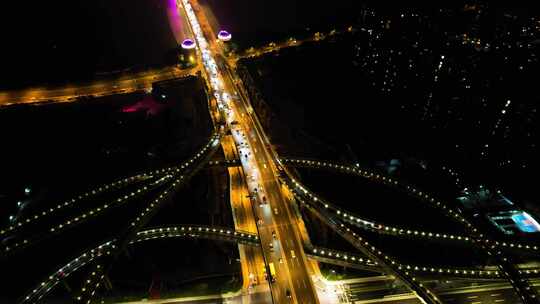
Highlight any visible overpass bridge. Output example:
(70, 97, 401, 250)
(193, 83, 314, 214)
(21, 219, 540, 304)
(0, 66, 197, 107)
(20, 224, 257, 304)
(6, 148, 540, 303)
(2, 1, 539, 303)
(281, 158, 540, 303)
(281, 157, 540, 255)
(1, 131, 222, 257)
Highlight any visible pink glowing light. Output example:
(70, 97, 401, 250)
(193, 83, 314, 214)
(166, 0, 184, 44)
(121, 95, 167, 116)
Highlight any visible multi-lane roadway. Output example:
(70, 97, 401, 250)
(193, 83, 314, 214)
(5, 0, 536, 302)
(178, 0, 321, 302)
(344, 276, 537, 304)
(222, 133, 269, 291)
(0, 65, 195, 107)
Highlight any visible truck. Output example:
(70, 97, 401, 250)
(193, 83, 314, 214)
(268, 262, 276, 282)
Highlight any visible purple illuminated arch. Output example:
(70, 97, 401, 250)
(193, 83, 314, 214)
(218, 30, 232, 41)
(181, 38, 196, 49)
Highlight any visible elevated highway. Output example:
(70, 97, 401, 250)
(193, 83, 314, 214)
(74, 130, 223, 303)
(179, 0, 321, 302)
(0, 66, 196, 107)
(281, 158, 540, 303)
(21, 224, 257, 303)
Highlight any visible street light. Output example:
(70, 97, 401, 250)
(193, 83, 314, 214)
(181, 38, 196, 50)
(218, 30, 232, 42)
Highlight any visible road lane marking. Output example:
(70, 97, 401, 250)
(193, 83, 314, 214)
(494, 300, 505, 302)
(491, 294, 501, 297)
(467, 296, 479, 298)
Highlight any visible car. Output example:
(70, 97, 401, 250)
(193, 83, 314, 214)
(272, 230, 277, 239)
(279, 258, 283, 264)
(262, 264, 268, 280)
(290, 250, 296, 258)
(269, 242, 274, 251)
(273, 207, 278, 215)
(262, 196, 267, 202)
(286, 289, 292, 299)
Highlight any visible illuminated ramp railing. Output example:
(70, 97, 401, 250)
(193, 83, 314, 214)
(282, 157, 540, 303)
(2, 145, 230, 256)
(234, 26, 353, 62)
(280, 157, 477, 229)
(0, 172, 158, 241)
(20, 224, 256, 303)
(292, 179, 472, 246)
(1, 175, 173, 257)
(305, 246, 511, 280)
(281, 158, 540, 251)
(23, 219, 539, 303)
(306, 246, 380, 273)
(133, 225, 259, 246)
(74, 131, 222, 304)
(285, 170, 540, 281)
(206, 159, 241, 168)
(284, 179, 444, 304)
